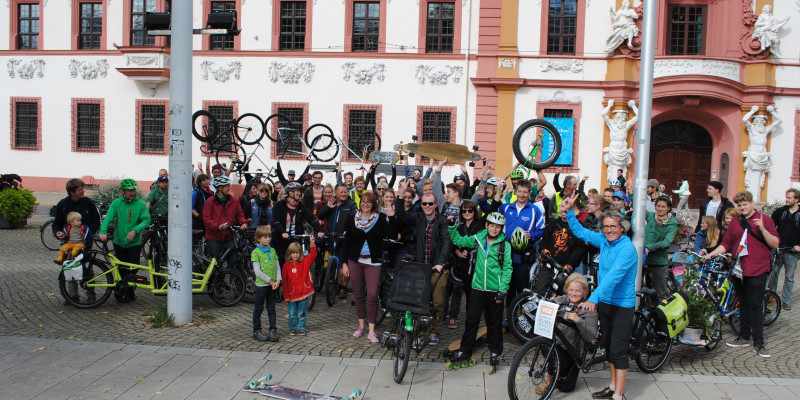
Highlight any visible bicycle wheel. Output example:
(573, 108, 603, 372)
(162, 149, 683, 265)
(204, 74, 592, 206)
(40, 219, 60, 251)
(209, 270, 245, 307)
(192, 110, 218, 142)
(763, 289, 781, 326)
(304, 123, 334, 151)
(508, 336, 560, 400)
(324, 257, 338, 306)
(310, 133, 339, 163)
(507, 292, 537, 344)
(235, 113, 265, 145)
(239, 263, 256, 304)
(376, 277, 390, 327)
(351, 131, 382, 158)
(59, 257, 113, 309)
(512, 119, 561, 171)
(215, 142, 248, 170)
(634, 318, 673, 373)
(263, 113, 294, 143)
(393, 329, 412, 383)
(727, 291, 742, 335)
(704, 315, 722, 351)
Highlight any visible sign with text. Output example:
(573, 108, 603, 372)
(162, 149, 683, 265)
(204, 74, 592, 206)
(533, 300, 559, 339)
(543, 118, 574, 166)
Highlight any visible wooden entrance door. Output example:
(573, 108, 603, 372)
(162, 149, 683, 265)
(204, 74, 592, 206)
(648, 120, 713, 208)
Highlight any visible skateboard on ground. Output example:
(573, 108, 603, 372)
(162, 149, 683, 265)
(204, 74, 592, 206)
(443, 325, 487, 357)
(394, 138, 482, 166)
(366, 151, 405, 164)
(245, 373, 362, 400)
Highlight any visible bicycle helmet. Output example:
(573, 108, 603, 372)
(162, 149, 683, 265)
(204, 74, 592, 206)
(285, 182, 303, 192)
(120, 179, 138, 190)
(487, 177, 500, 186)
(509, 170, 525, 179)
(510, 227, 529, 251)
(213, 175, 232, 187)
(486, 212, 506, 226)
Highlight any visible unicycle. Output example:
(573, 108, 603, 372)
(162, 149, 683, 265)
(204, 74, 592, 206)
(512, 119, 562, 171)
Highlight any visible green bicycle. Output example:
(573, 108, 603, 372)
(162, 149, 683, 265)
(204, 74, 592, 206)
(58, 242, 245, 309)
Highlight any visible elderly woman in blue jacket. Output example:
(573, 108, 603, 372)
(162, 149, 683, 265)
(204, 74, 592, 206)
(560, 192, 638, 400)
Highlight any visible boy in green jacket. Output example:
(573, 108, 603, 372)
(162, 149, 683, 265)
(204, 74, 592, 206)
(98, 179, 151, 302)
(447, 212, 512, 374)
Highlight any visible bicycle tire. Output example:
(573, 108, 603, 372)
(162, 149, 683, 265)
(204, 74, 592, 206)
(263, 113, 294, 143)
(59, 258, 113, 309)
(512, 119, 562, 171)
(40, 219, 60, 251)
(507, 291, 537, 344)
(762, 289, 781, 326)
(304, 123, 334, 151)
(634, 318, 672, 373)
(324, 257, 338, 306)
(215, 142, 248, 170)
(192, 110, 218, 143)
(393, 329, 412, 384)
(376, 277, 390, 327)
(704, 316, 722, 351)
(728, 290, 742, 335)
(209, 270, 245, 307)
(235, 113, 265, 145)
(350, 131, 382, 159)
(507, 336, 560, 400)
(310, 133, 339, 162)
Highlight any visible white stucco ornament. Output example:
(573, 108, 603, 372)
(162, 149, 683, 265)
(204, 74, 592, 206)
(200, 61, 241, 82)
(752, 5, 789, 54)
(7, 58, 45, 79)
(606, 0, 639, 53)
(69, 59, 109, 80)
(601, 100, 637, 183)
(414, 65, 463, 85)
(342, 62, 385, 85)
(269, 61, 315, 84)
(742, 105, 782, 201)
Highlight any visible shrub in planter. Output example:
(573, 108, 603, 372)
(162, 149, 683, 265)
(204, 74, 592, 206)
(0, 186, 37, 226)
(89, 180, 145, 214)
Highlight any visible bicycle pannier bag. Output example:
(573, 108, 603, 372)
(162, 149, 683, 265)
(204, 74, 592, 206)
(62, 261, 83, 281)
(387, 261, 433, 313)
(654, 291, 689, 338)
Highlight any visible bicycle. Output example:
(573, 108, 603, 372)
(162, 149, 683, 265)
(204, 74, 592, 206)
(261, 114, 338, 161)
(191, 109, 264, 145)
(375, 238, 404, 327)
(507, 287, 672, 400)
(58, 240, 245, 309)
(380, 262, 445, 383)
(139, 216, 169, 290)
(227, 226, 259, 304)
(512, 119, 562, 171)
(320, 232, 346, 307)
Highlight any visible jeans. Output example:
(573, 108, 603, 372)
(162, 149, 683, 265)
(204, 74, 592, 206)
(207, 240, 235, 269)
(288, 299, 307, 330)
(253, 285, 278, 332)
(509, 262, 531, 306)
(767, 250, 798, 304)
(444, 275, 464, 321)
(732, 272, 768, 345)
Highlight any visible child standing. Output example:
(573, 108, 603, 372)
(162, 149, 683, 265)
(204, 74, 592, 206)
(55, 212, 90, 264)
(447, 212, 512, 374)
(252, 225, 281, 342)
(282, 237, 317, 336)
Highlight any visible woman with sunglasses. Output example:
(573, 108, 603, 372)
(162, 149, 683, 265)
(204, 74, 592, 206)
(445, 200, 485, 329)
(244, 183, 274, 228)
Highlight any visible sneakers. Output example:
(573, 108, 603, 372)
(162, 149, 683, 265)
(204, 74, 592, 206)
(289, 329, 297, 336)
(412, 337, 425, 350)
(353, 327, 364, 337)
(753, 344, 771, 358)
(591, 387, 615, 399)
(368, 332, 379, 343)
(448, 319, 457, 329)
(298, 329, 307, 336)
(783, 303, 791, 311)
(726, 336, 751, 348)
(269, 329, 279, 342)
(253, 330, 269, 342)
(338, 289, 347, 299)
(428, 333, 439, 345)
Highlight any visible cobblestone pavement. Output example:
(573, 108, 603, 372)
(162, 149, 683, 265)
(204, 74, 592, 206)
(1, 215, 798, 378)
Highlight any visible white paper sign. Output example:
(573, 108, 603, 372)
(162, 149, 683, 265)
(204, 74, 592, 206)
(533, 300, 559, 339)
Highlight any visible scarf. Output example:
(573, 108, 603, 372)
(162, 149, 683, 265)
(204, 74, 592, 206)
(655, 214, 672, 226)
(255, 195, 271, 208)
(354, 211, 379, 232)
(216, 191, 229, 205)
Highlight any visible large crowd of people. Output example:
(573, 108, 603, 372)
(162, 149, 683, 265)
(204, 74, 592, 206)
(50, 158, 798, 400)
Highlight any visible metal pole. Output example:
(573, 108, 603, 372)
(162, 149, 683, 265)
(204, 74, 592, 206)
(167, 0, 193, 325)
(631, 0, 658, 293)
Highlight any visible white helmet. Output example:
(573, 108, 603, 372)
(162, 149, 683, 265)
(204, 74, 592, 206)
(487, 177, 500, 186)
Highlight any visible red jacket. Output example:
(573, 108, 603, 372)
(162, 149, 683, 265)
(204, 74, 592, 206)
(282, 246, 317, 302)
(203, 194, 247, 241)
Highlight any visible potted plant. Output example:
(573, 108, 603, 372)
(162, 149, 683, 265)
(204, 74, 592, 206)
(678, 265, 718, 345)
(0, 185, 37, 229)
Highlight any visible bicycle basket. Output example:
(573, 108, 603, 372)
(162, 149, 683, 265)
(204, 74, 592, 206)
(387, 261, 433, 314)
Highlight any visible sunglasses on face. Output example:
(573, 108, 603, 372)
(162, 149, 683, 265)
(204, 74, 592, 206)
(421, 202, 435, 206)
(461, 209, 475, 214)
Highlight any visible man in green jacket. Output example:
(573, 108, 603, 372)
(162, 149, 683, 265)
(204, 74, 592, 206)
(447, 212, 512, 374)
(98, 179, 151, 302)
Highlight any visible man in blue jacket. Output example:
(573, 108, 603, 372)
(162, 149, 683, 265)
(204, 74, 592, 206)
(497, 179, 545, 304)
(561, 192, 637, 400)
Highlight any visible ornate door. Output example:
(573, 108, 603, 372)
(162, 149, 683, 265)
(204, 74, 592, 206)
(648, 120, 713, 208)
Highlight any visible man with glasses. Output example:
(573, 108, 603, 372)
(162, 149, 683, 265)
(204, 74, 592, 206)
(561, 192, 637, 400)
(414, 193, 452, 347)
(272, 182, 324, 265)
